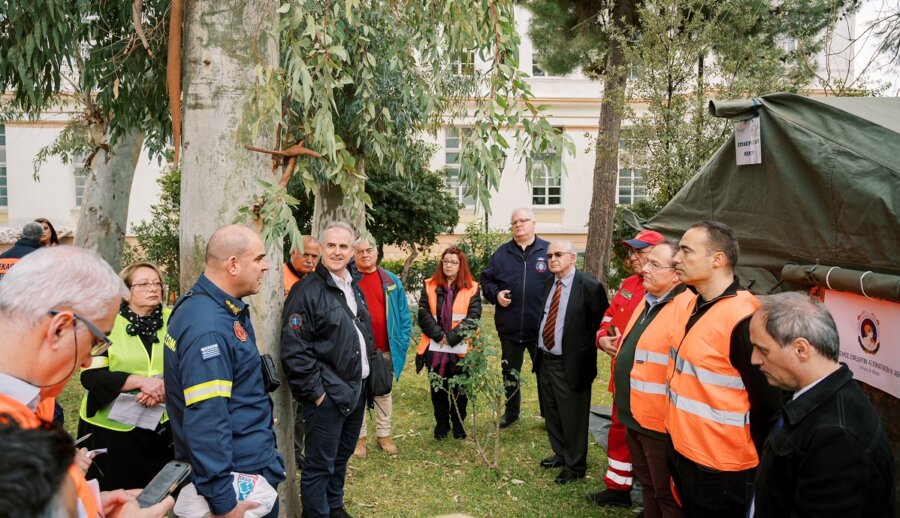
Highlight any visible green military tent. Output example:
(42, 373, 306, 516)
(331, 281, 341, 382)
(645, 92, 900, 302)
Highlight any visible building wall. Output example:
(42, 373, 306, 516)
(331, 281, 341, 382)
(0, 112, 163, 239)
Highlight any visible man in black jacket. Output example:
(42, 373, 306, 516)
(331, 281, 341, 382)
(748, 292, 895, 517)
(480, 207, 551, 428)
(281, 222, 374, 518)
(534, 240, 608, 484)
(0, 222, 43, 279)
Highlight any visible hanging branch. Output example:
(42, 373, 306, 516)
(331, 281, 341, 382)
(132, 0, 153, 56)
(246, 140, 322, 186)
(167, 0, 183, 166)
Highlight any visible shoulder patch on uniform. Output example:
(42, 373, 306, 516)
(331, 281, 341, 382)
(164, 334, 177, 351)
(536, 258, 547, 273)
(288, 313, 303, 331)
(201, 344, 220, 360)
(233, 321, 248, 342)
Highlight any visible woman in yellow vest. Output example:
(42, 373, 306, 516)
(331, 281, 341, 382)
(417, 247, 482, 440)
(77, 262, 173, 490)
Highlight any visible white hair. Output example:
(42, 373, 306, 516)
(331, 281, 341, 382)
(0, 246, 127, 326)
(550, 239, 577, 255)
(321, 222, 356, 242)
(510, 207, 535, 221)
(353, 236, 377, 249)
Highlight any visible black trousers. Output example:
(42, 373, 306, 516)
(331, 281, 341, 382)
(301, 388, 366, 518)
(537, 350, 591, 475)
(668, 442, 755, 518)
(430, 370, 468, 435)
(500, 338, 538, 419)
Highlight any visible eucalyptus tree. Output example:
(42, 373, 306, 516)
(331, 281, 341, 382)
(0, 0, 170, 271)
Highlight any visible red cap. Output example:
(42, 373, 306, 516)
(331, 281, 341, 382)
(623, 230, 664, 249)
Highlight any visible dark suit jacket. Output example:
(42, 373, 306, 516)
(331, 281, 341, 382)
(533, 269, 608, 392)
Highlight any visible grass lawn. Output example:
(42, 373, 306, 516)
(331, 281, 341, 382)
(57, 307, 638, 517)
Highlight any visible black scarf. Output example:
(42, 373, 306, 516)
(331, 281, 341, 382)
(119, 300, 164, 343)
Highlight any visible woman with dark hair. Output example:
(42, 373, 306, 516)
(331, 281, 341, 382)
(77, 262, 173, 490)
(34, 218, 59, 246)
(416, 247, 482, 440)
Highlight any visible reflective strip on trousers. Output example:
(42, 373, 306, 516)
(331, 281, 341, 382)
(634, 349, 669, 366)
(631, 378, 668, 395)
(668, 389, 750, 428)
(605, 471, 634, 486)
(607, 457, 633, 471)
(673, 355, 746, 390)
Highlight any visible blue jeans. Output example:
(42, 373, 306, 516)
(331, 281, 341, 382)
(301, 389, 366, 517)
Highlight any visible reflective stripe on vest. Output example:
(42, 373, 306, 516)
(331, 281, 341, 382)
(417, 280, 479, 355)
(666, 290, 760, 471)
(621, 290, 692, 433)
(79, 308, 170, 431)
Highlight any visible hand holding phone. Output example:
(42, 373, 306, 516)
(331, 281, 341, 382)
(136, 461, 191, 508)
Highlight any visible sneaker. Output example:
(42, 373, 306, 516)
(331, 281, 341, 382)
(376, 436, 398, 454)
(352, 437, 366, 459)
(585, 489, 632, 508)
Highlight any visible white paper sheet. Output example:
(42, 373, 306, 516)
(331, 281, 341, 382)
(427, 338, 467, 355)
(106, 393, 165, 430)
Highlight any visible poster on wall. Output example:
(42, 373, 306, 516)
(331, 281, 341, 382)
(822, 289, 900, 398)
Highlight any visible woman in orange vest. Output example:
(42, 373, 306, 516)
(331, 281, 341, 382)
(416, 247, 481, 440)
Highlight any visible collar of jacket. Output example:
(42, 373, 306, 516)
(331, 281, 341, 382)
(505, 235, 548, 258)
(686, 275, 744, 307)
(315, 260, 352, 291)
(782, 363, 852, 427)
(195, 273, 248, 317)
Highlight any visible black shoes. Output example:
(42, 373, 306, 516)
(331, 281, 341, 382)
(330, 507, 353, 518)
(499, 415, 518, 429)
(452, 428, 467, 440)
(434, 424, 449, 440)
(540, 455, 564, 469)
(554, 469, 585, 485)
(585, 489, 633, 508)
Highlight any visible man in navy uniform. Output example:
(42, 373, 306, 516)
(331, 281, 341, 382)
(165, 225, 285, 518)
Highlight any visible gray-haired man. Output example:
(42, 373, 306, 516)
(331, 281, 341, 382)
(749, 292, 895, 517)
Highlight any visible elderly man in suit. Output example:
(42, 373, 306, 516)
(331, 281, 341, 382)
(534, 240, 609, 484)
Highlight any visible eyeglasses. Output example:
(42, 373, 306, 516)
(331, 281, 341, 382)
(442, 260, 460, 265)
(548, 252, 574, 259)
(131, 281, 163, 291)
(510, 218, 533, 226)
(645, 262, 676, 272)
(47, 310, 113, 357)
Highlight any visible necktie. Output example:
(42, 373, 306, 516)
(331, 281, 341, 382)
(542, 280, 563, 350)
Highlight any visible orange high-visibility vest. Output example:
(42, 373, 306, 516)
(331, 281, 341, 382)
(665, 290, 760, 471)
(417, 279, 479, 356)
(283, 264, 302, 297)
(0, 394, 101, 518)
(0, 257, 20, 279)
(619, 290, 692, 434)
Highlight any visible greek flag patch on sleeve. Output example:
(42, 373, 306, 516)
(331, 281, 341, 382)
(201, 344, 221, 360)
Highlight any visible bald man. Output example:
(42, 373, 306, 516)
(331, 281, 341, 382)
(165, 225, 285, 518)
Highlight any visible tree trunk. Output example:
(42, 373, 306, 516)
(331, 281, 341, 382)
(311, 158, 367, 237)
(179, 1, 298, 515)
(74, 128, 145, 272)
(583, 0, 638, 287)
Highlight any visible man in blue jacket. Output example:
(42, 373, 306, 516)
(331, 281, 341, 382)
(165, 225, 285, 518)
(480, 207, 551, 428)
(352, 238, 412, 457)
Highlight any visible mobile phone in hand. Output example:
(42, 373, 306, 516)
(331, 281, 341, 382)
(136, 461, 191, 508)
